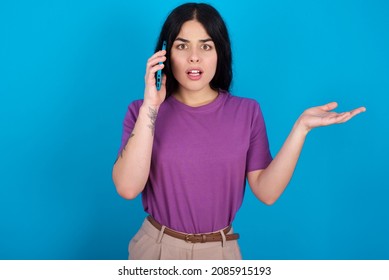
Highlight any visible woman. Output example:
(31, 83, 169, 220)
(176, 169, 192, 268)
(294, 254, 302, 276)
(112, 3, 365, 260)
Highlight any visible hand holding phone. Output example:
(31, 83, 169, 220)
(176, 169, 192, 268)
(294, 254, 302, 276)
(156, 40, 167, 91)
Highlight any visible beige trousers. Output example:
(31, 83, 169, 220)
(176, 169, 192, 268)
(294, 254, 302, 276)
(128, 218, 242, 260)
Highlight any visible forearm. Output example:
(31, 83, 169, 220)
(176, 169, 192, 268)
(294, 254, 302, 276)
(251, 119, 308, 204)
(112, 104, 158, 199)
(250, 101, 366, 205)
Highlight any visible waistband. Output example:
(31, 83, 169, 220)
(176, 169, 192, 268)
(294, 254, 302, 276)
(147, 216, 240, 243)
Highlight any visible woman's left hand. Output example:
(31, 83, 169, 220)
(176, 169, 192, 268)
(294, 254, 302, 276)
(297, 102, 366, 133)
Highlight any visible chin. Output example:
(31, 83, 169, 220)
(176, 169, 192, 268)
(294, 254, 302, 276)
(183, 85, 210, 93)
(180, 80, 214, 92)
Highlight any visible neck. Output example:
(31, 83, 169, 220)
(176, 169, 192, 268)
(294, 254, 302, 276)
(173, 87, 219, 107)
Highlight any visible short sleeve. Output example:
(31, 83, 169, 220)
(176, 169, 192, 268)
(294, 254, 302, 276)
(117, 100, 143, 156)
(246, 102, 272, 172)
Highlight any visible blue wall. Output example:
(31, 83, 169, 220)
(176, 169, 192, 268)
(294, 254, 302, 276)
(1, 0, 388, 259)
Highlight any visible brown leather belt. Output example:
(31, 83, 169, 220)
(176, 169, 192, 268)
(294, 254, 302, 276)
(147, 216, 239, 243)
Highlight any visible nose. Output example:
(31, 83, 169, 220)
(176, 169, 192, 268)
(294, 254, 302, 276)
(190, 56, 199, 63)
(189, 49, 200, 63)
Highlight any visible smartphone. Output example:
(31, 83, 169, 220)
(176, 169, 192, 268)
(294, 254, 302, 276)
(156, 40, 167, 91)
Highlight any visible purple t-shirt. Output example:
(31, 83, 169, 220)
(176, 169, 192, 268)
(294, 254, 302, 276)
(118, 91, 272, 233)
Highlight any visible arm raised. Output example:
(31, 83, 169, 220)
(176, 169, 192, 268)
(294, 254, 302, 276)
(248, 102, 366, 205)
(112, 50, 167, 199)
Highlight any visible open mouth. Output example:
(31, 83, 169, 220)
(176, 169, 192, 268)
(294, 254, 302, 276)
(187, 69, 202, 76)
(187, 69, 203, 80)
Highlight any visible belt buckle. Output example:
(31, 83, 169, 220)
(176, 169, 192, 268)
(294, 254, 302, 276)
(185, 234, 207, 243)
(185, 234, 194, 243)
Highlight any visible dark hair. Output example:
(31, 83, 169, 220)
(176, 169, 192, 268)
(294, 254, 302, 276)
(155, 3, 232, 96)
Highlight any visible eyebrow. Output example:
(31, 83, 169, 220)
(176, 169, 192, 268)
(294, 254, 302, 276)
(175, 37, 213, 43)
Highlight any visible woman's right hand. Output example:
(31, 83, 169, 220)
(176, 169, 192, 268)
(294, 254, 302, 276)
(113, 50, 167, 199)
(143, 50, 167, 108)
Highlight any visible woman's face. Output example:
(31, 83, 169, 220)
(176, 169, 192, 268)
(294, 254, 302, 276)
(170, 20, 218, 94)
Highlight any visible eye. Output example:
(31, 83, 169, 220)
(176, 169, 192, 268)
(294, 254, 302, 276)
(176, 44, 188, 50)
(201, 44, 213, 51)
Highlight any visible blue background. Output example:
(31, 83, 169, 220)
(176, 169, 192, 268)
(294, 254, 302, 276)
(1, 0, 388, 259)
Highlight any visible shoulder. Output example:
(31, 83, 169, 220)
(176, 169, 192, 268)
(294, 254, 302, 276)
(127, 99, 143, 111)
(222, 91, 262, 113)
(123, 99, 144, 123)
(127, 99, 144, 115)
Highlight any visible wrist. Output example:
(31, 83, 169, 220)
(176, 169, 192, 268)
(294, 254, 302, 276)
(293, 117, 310, 137)
(140, 102, 160, 112)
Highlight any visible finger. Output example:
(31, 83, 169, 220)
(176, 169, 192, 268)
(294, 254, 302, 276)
(318, 112, 349, 126)
(350, 106, 367, 116)
(317, 102, 338, 112)
(161, 73, 167, 88)
(147, 50, 167, 61)
(147, 50, 166, 64)
(335, 112, 352, 122)
(150, 62, 165, 75)
(145, 62, 165, 86)
(337, 107, 366, 123)
(326, 111, 340, 118)
(147, 55, 166, 70)
(145, 63, 165, 85)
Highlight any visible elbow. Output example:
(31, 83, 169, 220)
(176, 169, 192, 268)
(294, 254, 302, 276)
(113, 179, 141, 199)
(252, 187, 279, 206)
(116, 186, 139, 200)
(112, 172, 141, 200)
(253, 192, 277, 206)
(258, 194, 279, 206)
(262, 197, 277, 206)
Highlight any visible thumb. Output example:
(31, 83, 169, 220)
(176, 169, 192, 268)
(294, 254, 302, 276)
(317, 101, 338, 111)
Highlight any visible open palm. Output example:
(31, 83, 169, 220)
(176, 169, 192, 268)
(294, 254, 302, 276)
(299, 102, 366, 132)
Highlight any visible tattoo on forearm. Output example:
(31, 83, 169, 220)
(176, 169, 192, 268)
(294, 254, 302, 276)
(147, 107, 158, 136)
(114, 132, 135, 164)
